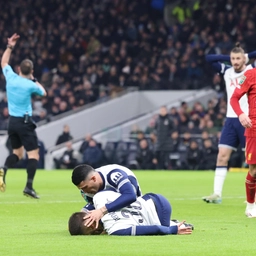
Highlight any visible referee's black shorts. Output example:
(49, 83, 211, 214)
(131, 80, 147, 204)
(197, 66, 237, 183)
(8, 116, 39, 152)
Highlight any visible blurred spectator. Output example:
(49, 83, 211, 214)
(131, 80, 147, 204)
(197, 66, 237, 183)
(136, 139, 157, 170)
(55, 125, 73, 145)
(155, 106, 175, 169)
(148, 132, 157, 152)
(185, 140, 203, 170)
(201, 130, 210, 142)
(170, 130, 180, 153)
(186, 121, 201, 134)
(79, 134, 92, 154)
(169, 107, 180, 123)
(82, 139, 103, 168)
(129, 125, 142, 140)
(145, 118, 156, 135)
(137, 131, 146, 143)
(172, 0, 191, 24)
(198, 139, 218, 170)
(54, 141, 78, 169)
(178, 132, 191, 152)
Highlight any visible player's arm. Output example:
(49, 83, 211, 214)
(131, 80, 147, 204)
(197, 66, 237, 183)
(205, 54, 231, 73)
(30, 78, 47, 96)
(84, 171, 138, 228)
(230, 88, 247, 116)
(112, 225, 178, 235)
(1, 33, 20, 69)
(247, 51, 256, 60)
(230, 72, 252, 128)
(95, 180, 137, 217)
(111, 224, 191, 236)
(104, 170, 137, 213)
(247, 51, 256, 67)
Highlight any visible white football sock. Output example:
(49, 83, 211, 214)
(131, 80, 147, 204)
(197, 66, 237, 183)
(246, 202, 255, 210)
(213, 167, 228, 197)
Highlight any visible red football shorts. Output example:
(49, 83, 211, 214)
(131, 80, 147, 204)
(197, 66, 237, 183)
(245, 137, 256, 164)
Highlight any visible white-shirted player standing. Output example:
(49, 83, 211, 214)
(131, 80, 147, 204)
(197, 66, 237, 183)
(203, 43, 256, 203)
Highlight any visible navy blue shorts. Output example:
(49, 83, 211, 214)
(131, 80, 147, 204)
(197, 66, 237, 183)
(219, 117, 245, 150)
(142, 193, 171, 227)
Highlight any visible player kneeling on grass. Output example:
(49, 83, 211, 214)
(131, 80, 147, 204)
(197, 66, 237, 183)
(68, 190, 193, 236)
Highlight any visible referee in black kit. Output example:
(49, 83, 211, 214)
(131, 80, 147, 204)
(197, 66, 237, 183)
(0, 33, 47, 199)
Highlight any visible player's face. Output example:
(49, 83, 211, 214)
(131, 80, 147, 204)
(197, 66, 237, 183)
(77, 175, 100, 194)
(82, 221, 104, 235)
(230, 52, 246, 72)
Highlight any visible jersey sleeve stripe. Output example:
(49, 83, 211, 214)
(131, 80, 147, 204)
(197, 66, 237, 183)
(117, 179, 129, 189)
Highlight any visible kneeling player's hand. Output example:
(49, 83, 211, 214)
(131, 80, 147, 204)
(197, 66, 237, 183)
(83, 209, 103, 228)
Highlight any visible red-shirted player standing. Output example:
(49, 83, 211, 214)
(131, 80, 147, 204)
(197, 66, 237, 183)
(230, 68, 256, 217)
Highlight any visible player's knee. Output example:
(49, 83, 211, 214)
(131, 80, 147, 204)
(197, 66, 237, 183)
(13, 148, 24, 160)
(217, 152, 229, 165)
(27, 149, 39, 160)
(249, 165, 256, 178)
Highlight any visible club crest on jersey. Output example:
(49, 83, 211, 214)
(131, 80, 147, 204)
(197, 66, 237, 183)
(238, 75, 246, 86)
(110, 172, 123, 184)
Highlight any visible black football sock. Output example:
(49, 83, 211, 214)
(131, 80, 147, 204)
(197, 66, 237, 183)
(3, 154, 19, 181)
(26, 159, 38, 190)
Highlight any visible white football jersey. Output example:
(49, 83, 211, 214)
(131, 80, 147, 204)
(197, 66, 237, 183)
(80, 164, 142, 201)
(222, 64, 252, 117)
(93, 191, 160, 235)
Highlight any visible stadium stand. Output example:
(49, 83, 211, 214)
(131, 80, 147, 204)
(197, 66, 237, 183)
(0, 0, 254, 169)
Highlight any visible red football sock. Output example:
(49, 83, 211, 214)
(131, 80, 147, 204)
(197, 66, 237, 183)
(245, 172, 256, 204)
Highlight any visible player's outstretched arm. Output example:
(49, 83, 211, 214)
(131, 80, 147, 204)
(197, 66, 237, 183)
(111, 224, 192, 236)
(1, 33, 20, 68)
(247, 51, 256, 59)
(205, 54, 231, 73)
(205, 54, 230, 63)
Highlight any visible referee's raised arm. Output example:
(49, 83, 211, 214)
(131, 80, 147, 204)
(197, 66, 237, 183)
(1, 33, 20, 69)
(0, 33, 47, 198)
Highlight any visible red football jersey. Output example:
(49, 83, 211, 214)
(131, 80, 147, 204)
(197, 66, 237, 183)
(230, 68, 256, 137)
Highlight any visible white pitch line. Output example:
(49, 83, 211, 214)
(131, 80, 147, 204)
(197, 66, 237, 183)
(0, 200, 83, 204)
(0, 196, 246, 204)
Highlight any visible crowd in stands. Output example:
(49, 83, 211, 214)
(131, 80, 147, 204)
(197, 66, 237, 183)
(1, 0, 254, 170)
(8, 97, 243, 170)
(50, 98, 243, 171)
(1, 0, 256, 126)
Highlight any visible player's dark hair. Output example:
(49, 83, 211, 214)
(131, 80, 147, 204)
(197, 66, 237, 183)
(71, 164, 95, 185)
(20, 59, 34, 75)
(68, 212, 86, 235)
(68, 212, 104, 236)
(231, 42, 244, 54)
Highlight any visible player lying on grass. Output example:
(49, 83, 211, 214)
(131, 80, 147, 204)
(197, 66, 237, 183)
(68, 190, 193, 236)
(71, 164, 142, 228)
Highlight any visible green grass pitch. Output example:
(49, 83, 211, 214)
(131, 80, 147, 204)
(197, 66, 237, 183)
(0, 169, 255, 256)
